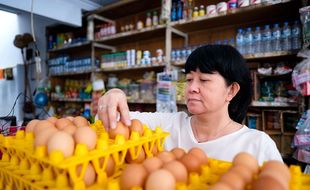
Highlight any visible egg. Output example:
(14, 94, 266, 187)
(252, 175, 286, 190)
(219, 171, 246, 190)
(75, 163, 96, 187)
(46, 116, 58, 124)
(210, 182, 233, 190)
(66, 116, 75, 122)
(125, 147, 146, 163)
(229, 165, 253, 184)
(73, 116, 89, 127)
(47, 131, 75, 158)
(145, 169, 176, 190)
(188, 147, 207, 164)
(74, 126, 97, 151)
(34, 126, 58, 147)
(261, 160, 291, 181)
(151, 143, 158, 156)
(259, 170, 289, 189)
(143, 157, 163, 173)
(109, 121, 130, 140)
(62, 124, 77, 135)
(171, 147, 186, 160)
(157, 151, 176, 164)
(120, 164, 148, 190)
(55, 118, 73, 130)
(33, 120, 55, 135)
(105, 156, 115, 177)
(25, 119, 39, 132)
(130, 119, 144, 136)
(162, 160, 188, 183)
(180, 153, 201, 174)
(232, 152, 259, 174)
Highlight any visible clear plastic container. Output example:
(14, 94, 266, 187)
(128, 83, 140, 101)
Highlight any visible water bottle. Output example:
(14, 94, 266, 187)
(262, 25, 272, 53)
(253, 26, 262, 53)
(236, 29, 244, 54)
(272, 23, 281, 52)
(281, 22, 292, 51)
(291, 21, 302, 50)
(244, 27, 254, 54)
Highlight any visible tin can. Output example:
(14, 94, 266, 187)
(207, 5, 217, 15)
(217, 2, 228, 13)
(250, 0, 261, 5)
(238, 0, 250, 7)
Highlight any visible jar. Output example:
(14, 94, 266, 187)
(128, 83, 140, 100)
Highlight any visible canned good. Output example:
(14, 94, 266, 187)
(250, 0, 261, 5)
(238, 0, 250, 7)
(217, 2, 228, 13)
(207, 5, 217, 15)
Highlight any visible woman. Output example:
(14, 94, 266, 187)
(98, 45, 282, 165)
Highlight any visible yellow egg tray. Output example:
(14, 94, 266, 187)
(0, 121, 169, 190)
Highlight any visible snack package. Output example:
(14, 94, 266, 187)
(292, 50, 310, 96)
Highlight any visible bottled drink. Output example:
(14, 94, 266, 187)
(281, 21, 292, 51)
(171, 2, 177, 21)
(262, 25, 272, 53)
(272, 23, 281, 52)
(244, 27, 253, 54)
(236, 29, 245, 54)
(291, 21, 302, 50)
(146, 12, 152, 27)
(177, 0, 183, 20)
(253, 26, 262, 53)
(152, 11, 159, 26)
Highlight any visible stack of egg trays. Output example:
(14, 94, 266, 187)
(0, 122, 169, 190)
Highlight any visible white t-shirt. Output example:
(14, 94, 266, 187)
(130, 111, 283, 165)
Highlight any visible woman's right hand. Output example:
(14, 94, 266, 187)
(97, 88, 131, 130)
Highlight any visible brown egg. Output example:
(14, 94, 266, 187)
(120, 164, 148, 190)
(47, 131, 75, 158)
(145, 169, 176, 190)
(162, 160, 188, 183)
(105, 156, 115, 177)
(33, 120, 55, 135)
(73, 116, 89, 127)
(252, 175, 287, 190)
(259, 170, 289, 190)
(232, 152, 259, 174)
(66, 116, 75, 122)
(109, 121, 130, 140)
(125, 147, 146, 163)
(75, 163, 96, 187)
(229, 165, 253, 184)
(261, 160, 291, 181)
(219, 171, 246, 190)
(143, 157, 163, 173)
(46, 117, 58, 124)
(171, 147, 186, 160)
(210, 183, 233, 190)
(130, 119, 144, 136)
(157, 151, 176, 164)
(151, 143, 158, 156)
(74, 126, 97, 151)
(188, 147, 207, 164)
(180, 153, 201, 174)
(62, 124, 77, 135)
(34, 126, 58, 147)
(55, 118, 73, 130)
(25, 119, 39, 132)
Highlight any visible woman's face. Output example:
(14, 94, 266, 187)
(185, 70, 232, 115)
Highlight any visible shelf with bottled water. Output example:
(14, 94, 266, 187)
(169, 0, 296, 33)
(250, 100, 299, 107)
(47, 40, 91, 53)
(51, 97, 92, 102)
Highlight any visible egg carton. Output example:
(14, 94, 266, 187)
(0, 123, 169, 190)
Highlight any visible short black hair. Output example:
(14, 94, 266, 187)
(185, 44, 252, 123)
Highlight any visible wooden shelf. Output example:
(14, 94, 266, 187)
(48, 41, 91, 53)
(51, 98, 92, 102)
(95, 25, 166, 45)
(49, 69, 93, 77)
(266, 130, 282, 135)
(170, 1, 298, 33)
(95, 64, 165, 72)
(251, 101, 298, 108)
(127, 99, 156, 104)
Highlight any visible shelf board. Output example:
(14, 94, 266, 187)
(95, 63, 165, 72)
(283, 132, 296, 136)
(251, 101, 298, 108)
(127, 99, 156, 104)
(266, 130, 282, 135)
(94, 25, 166, 45)
(49, 69, 93, 77)
(51, 98, 92, 102)
(48, 41, 91, 52)
(170, 1, 298, 33)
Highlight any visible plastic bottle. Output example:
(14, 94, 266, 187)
(244, 27, 253, 54)
(253, 26, 262, 54)
(262, 25, 272, 53)
(177, 0, 183, 20)
(236, 29, 244, 54)
(199, 5, 205, 16)
(272, 23, 281, 52)
(281, 21, 292, 51)
(291, 21, 302, 50)
(193, 6, 199, 17)
(146, 12, 152, 27)
(171, 2, 177, 21)
(188, 0, 193, 19)
(152, 11, 159, 26)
